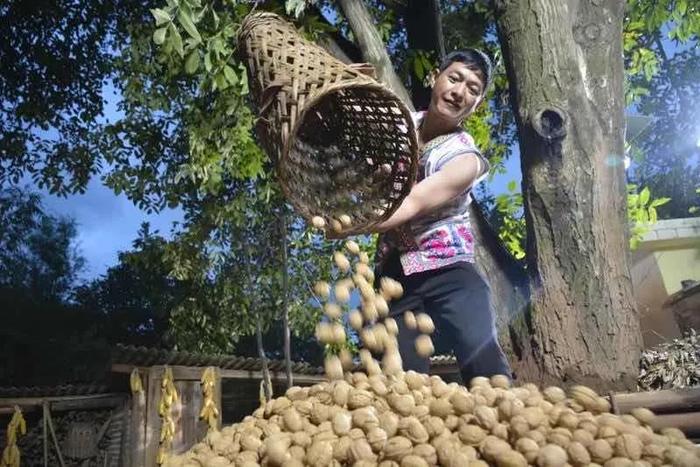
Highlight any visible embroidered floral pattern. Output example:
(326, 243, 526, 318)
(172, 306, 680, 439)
(378, 111, 489, 276)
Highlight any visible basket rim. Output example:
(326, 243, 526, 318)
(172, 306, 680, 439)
(279, 81, 419, 236)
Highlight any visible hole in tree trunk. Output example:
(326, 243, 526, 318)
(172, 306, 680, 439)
(532, 107, 567, 142)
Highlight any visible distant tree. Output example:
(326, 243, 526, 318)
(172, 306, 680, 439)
(0, 187, 108, 386)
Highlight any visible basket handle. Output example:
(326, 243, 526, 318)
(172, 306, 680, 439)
(348, 62, 377, 79)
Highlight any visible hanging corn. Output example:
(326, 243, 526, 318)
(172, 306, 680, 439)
(156, 367, 178, 465)
(129, 368, 144, 394)
(199, 367, 219, 432)
(1, 406, 26, 467)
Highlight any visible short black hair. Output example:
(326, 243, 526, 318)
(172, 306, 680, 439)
(438, 49, 493, 94)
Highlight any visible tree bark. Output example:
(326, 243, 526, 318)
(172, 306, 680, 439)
(337, 0, 530, 369)
(493, 0, 642, 390)
(336, 0, 414, 107)
(404, 0, 445, 108)
(280, 209, 293, 388)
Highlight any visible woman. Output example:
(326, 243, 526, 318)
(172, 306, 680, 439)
(373, 49, 511, 384)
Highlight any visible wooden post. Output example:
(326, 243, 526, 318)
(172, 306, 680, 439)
(44, 403, 66, 467)
(214, 367, 222, 431)
(145, 366, 165, 467)
(42, 401, 48, 467)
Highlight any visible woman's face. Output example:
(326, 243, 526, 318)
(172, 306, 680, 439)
(428, 61, 485, 125)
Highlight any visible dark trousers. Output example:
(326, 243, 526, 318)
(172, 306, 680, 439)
(377, 253, 511, 384)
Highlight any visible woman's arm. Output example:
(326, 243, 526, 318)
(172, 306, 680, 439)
(373, 153, 482, 233)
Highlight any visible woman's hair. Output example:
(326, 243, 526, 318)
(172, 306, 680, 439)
(438, 49, 493, 93)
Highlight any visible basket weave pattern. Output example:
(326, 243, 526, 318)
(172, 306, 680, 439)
(237, 13, 418, 235)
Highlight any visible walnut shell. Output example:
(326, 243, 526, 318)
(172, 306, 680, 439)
(379, 411, 400, 437)
(384, 436, 414, 461)
(348, 389, 374, 409)
(366, 426, 388, 452)
(348, 438, 376, 463)
(481, 435, 513, 462)
(536, 444, 568, 467)
(411, 443, 437, 465)
(457, 423, 487, 446)
(494, 449, 528, 467)
(305, 440, 334, 467)
(398, 416, 429, 444)
(589, 438, 614, 464)
(630, 408, 655, 426)
(615, 433, 642, 460)
(515, 437, 540, 463)
(388, 393, 416, 417)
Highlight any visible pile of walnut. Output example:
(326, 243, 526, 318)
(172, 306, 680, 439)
(163, 373, 699, 467)
(163, 240, 700, 467)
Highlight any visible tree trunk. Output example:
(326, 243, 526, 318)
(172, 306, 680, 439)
(256, 314, 272, 401)
(280, 209, 293, 388)
(404, 0, 445, 108)
(336, 0, 414, 107)
(493, 0, 642, 390)
(339, 0, 530, 368)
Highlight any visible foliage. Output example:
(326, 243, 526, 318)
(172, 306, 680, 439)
(0, 187, 85, 301)
(0, 187, 109, 386)
(627, 184, 671, 250)
(494, 181, 525, 260)
(623, 1, 700, 219)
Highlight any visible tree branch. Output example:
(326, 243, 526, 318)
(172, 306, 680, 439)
(336, 0, 414, 108)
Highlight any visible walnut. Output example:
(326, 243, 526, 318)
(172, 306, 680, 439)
(547, 427, 573, 448)
(481, 435, 513, 462)
(348, 438, 377, 463)
(305, 440, 334, 467)
(515, 437, 540, 463)
(567, 440, 591, 466)
(630, 408, 655, 426)
(384, 436, 414, 461)
(589, 438, 614, 464)
(474, 405, 498, 430)
(490, 374, 511, 389)
(449, 390, 475, 415)
(388, 393, 416, 417)
(331, 411, 352, 435)
(292, 431, 311, 448)
(536, 444, 568, 467)
(603, 458, 634, 467)
(411, 443, 437, 465)
(378, 411, 400, 437)
(352, 406, 380, 431)
(348, 389, 374, 409)
(494, 449, 528, 467)
(543, 386, 567, 404)
(428, 397, 453, 418)
(457, 423, 487, 445)
(615, 433, 642, 460)
(398, 416, 429, 444)
(522, 406, 546, 428)
(405, 371, 427, 390)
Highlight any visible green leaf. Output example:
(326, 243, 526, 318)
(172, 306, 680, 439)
(153, 27, 168, 45)
(185, 51, 200, 74)
(413, 56, 424, 80)
(649, 197, 671, 208)
(507, 180, 517, 192)
(639, 186, 650, 206)
(203, 50, 212, 72)
(178, 6, 202, 44)
(223, 64, 238, 85)
(169, 23, 184, 57)
(151, 8, 172, 26)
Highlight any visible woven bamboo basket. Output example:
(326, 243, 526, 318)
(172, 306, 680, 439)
(237, 13, 418, 235)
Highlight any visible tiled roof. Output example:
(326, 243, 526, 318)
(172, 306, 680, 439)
(111, 344, 323, 375)
(0, 383, 110, 398)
